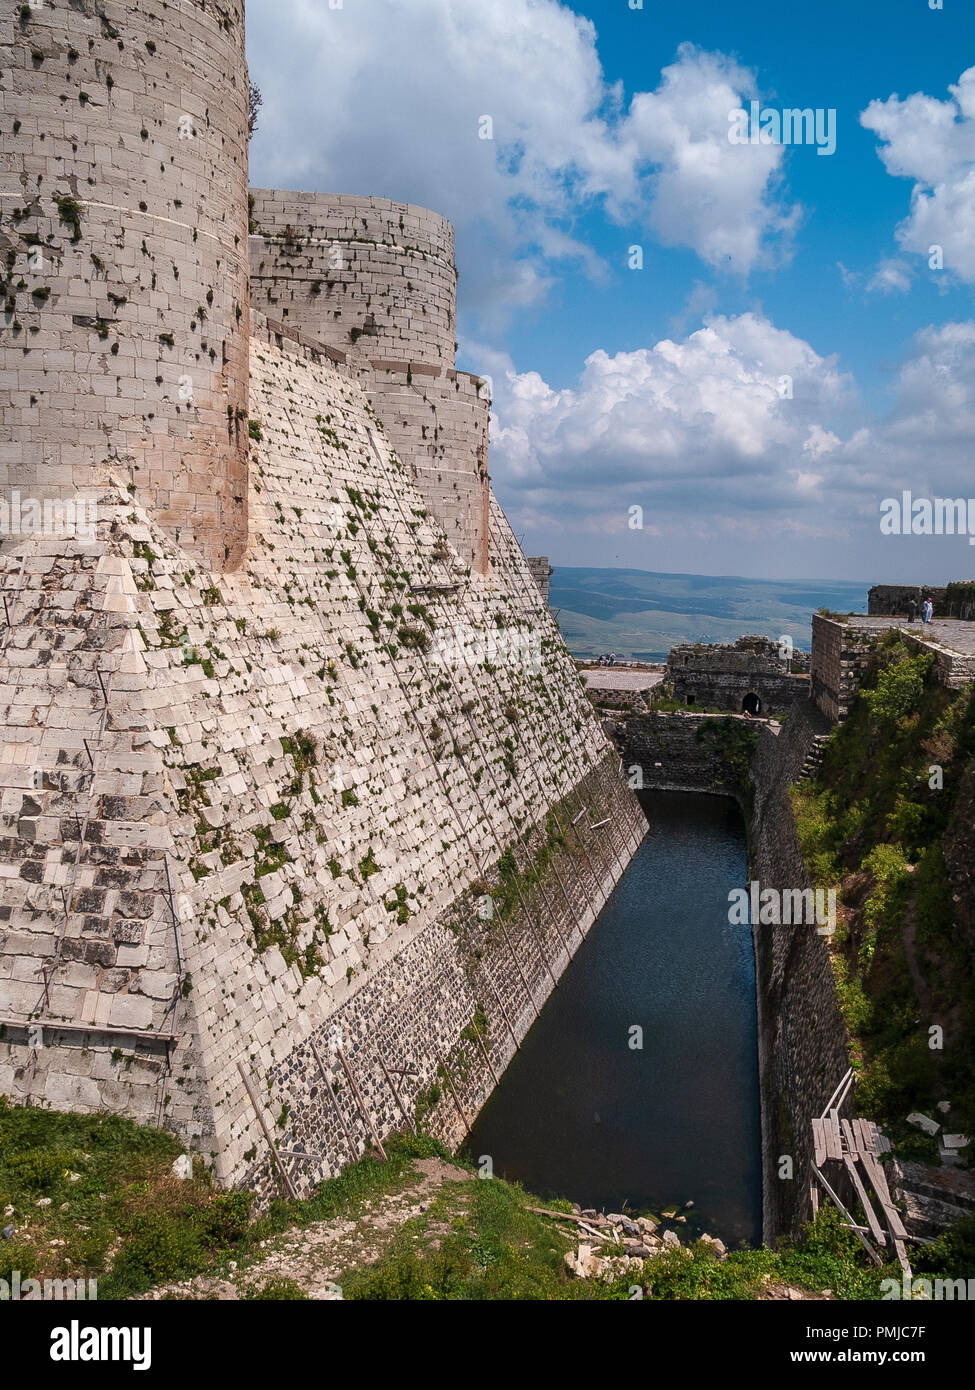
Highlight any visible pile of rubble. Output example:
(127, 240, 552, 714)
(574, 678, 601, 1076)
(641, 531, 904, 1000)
(557, 1204, 728, 1283)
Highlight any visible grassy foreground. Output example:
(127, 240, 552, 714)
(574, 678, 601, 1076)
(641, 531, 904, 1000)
(3, 1097, 973, 1299)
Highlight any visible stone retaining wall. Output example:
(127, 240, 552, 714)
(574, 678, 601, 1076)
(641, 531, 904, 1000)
(613, 712, 754, 796)
(749, 701, 853, 1238)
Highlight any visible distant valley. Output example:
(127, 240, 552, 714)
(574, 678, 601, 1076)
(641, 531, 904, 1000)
(548, 567, 869, 660)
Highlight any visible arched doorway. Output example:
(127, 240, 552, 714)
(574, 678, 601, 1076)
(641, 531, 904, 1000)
(741, 692, 761, 716)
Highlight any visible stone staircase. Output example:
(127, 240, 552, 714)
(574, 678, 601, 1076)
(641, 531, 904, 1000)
(797, 732, 831, 783)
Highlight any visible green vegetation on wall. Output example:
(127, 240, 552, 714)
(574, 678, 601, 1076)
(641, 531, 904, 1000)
(790, 632, 975, 1155)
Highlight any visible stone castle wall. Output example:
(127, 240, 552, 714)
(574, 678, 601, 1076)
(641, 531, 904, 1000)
(613, 712, 752, 797)
(248, 189, 455, 365)
(360, 362, 491, 577)
(749, 702, 853, 1237)
(0, 312, 646, 1194)
(0, 0, 251, 570)
(868, 585, 946, 617)
(810, 615, 880, 723)
(812, 614, 975, 724)
(0, 18, 650, 1194)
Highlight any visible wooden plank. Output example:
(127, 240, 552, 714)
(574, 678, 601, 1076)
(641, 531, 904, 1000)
(871, 1121, 893, 1154)
(812, 1164, 882, 1267)
(526, 1206, 621, 1243)
(841, 1117, 858, 1155)
(337, 1047, 388, 1160)
(843, 1154, 887, 1246)
(852, 1117, 873, 1155)
(821, 1067, 854, 1118)
(864, 1118, 886, 1153)
(812, 1117, 827, 1167)
(860, 1151, 909, 1241)
(310, 1038, 358, 1157)
(237, 1061, 298, 1201)
(861, 1118, 882, 1155)
(825, 1109, 843, 1161)
(377, 1052, 417, 1136)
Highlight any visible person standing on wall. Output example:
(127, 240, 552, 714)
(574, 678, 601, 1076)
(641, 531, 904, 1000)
(922, 596, 934, 625)
(906, 596, 918, 623)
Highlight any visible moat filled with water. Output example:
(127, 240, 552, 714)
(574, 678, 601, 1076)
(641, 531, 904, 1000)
(466, 789, 761, 1247)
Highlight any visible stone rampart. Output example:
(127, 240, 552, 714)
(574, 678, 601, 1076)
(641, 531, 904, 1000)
(248, 190, 492, 573)
(667, 637, 809, 715)
(0, 316, 646, 1194)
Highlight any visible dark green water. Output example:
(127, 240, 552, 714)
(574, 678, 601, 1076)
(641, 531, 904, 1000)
(466, 789, 761, 1246)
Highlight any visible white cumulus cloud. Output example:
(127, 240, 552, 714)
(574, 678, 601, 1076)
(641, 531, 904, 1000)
(861, 68, 975, 282)
(489, 312, 975, 574)
(248, 1, 799, 329)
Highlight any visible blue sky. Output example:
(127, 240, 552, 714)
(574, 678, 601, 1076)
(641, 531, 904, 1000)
(249, 0, 975, 584)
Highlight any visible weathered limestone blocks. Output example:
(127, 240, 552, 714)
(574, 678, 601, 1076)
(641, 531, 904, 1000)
(667, 636, 809, 715)
(527, 557, 553, 603)
(248, 191, 492, 574)
(810, 616, 880, 722)
(749, 703, 852, 1238)
(614, 711, 751, 796)
(811, 614, 975, 725)
(0, 0, 250, 568)
(0, 325, 646, 1193)
(248, 189, 455, 366)
(361, 363, 491, 575)
(868, 585, 947, 617)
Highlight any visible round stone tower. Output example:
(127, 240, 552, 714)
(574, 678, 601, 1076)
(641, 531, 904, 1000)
(248, 190, 492, 576)
(0, 0, 250, 569)
(248, 190, 456, 366)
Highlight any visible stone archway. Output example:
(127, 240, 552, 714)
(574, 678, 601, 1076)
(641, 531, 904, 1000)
(742, 691, 762, 716)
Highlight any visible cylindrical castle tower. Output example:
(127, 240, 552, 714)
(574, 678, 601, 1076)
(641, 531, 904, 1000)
(249, 190, 492, 575)
(248, 190, 456, 365)
(0, 0, 250, 569)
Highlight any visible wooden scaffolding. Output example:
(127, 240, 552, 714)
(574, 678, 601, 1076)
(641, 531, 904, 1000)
(809, 1069, 912, 1277)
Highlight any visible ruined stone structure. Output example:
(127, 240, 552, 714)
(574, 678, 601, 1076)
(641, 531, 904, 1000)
(868, 585, 946, 617)
(614, 712, 754, 797)
(527, 557, 553, 603)
(0, 7, 646, 1196)
(869, 582, 975, 621)
(667, 636, 809, 716)
(811, 613, 975, 723)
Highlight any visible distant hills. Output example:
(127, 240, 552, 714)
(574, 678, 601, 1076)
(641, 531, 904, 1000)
(548, 567, 869, 660)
